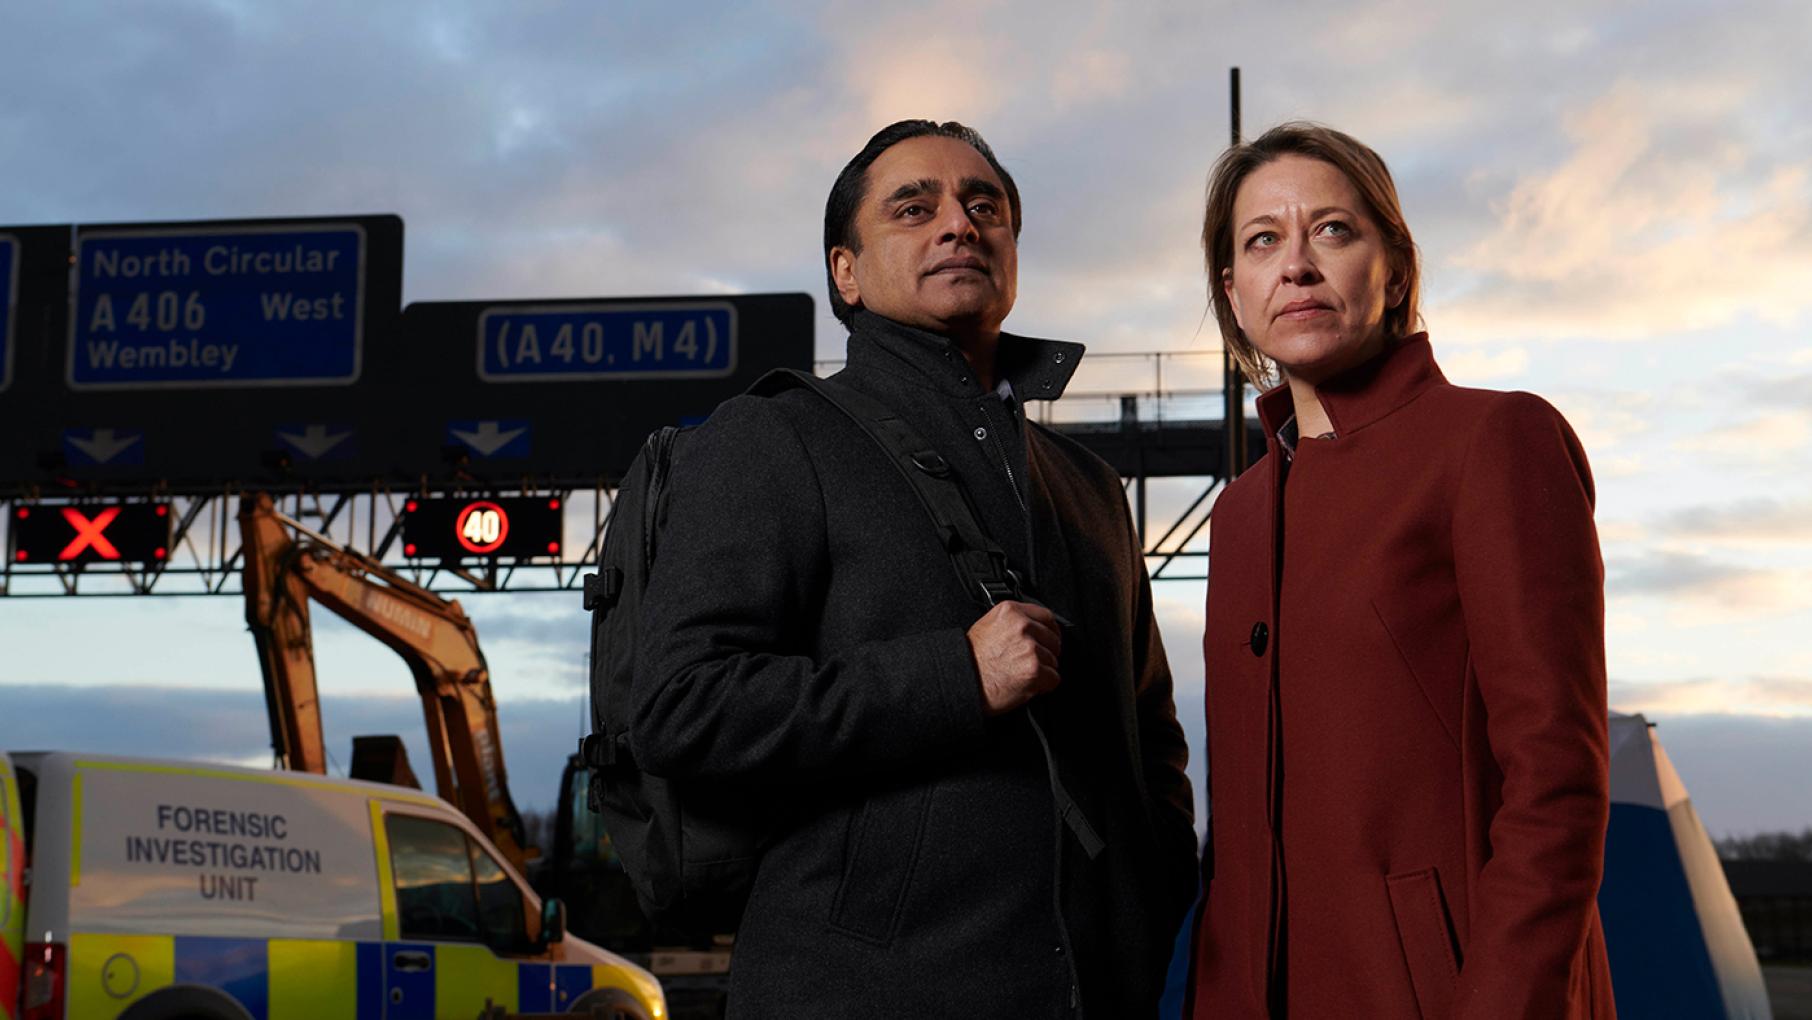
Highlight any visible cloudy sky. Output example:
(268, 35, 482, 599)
(3, 0, 1810, 838)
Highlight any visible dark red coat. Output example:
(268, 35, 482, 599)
(1189, 336, 1616, 1019)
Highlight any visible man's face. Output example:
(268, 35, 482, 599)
(830, 135, 1018, 338)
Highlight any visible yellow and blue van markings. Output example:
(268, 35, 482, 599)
(176, 937, 267, 1015)
(67, 933, 175, 1017)
(383, 941, 436, 1020)
(267, 938, 369, 1020)
(68, 933, 632, 1019)
(433, 942, 516, 1013)
(368, 798, 401, 940)
(357, 942, 388, 1019)
(3, 758, 25, 1020)
(515, 959, 605, 1012)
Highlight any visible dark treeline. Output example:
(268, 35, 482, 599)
(1717, 828, 1812, 862)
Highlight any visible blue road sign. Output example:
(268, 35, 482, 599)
(273, 423, 357, 462)
(0, 234, 15, 392)
(63, 427, 146, 466)
(446, 419, 532, 459)
(68, 223, 367, 389)
(476, 301, 736, 382)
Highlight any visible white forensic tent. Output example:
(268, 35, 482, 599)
(1599, 710, 1772, 1019)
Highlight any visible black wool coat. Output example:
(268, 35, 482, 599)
(634, 310, 1197, 1018)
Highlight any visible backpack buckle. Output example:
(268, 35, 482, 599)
(910, 449, 950, 476)
(977, 578, 1015, 605)
(582, 568, 624, 613)
(973, 553, 1023, 605)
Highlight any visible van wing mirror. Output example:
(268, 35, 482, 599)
(541, 897, 567, 946)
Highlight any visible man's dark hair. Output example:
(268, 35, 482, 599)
(822, 119, 1023, 327)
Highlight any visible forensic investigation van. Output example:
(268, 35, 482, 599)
(1, 751, 665, 1020)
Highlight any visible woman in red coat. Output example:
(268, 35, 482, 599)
(1187, 123, 1616, 1019)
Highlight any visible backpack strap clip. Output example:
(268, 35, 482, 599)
(910, 449, 950, 476)
(581, 568, 624, 613)
(953, 547, 1022, 606)
(578, 731, 621, 768)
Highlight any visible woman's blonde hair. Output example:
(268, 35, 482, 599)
(1203, 122, 1421, 385)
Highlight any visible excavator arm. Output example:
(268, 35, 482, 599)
(239, 492, 533, 870)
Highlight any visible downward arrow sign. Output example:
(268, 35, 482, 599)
(450, 421, 528, 457)
(276, 424, 352, 460)
(67, 428, 142, 464)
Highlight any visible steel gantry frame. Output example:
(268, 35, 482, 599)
(0, 483, 617, 598)
(0, 352, 1252, 597)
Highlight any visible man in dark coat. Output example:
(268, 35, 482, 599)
(631, 119, 1198, 1017)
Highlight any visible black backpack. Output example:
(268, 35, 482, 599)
(579, 369, 1101, 933)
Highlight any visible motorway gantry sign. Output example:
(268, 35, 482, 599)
(401, 495, 564, 560)
(69, 221, 374, 389)
(0, 215, 401, 491)
(10, 502, 173, 564)
(0, 246, 809, 491)
(401, 292, 813, 481)
(477, 301, 737, 382)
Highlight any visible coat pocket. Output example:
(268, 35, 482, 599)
(829, 782, 935, 945)
(1385, 867, 1461, 1020)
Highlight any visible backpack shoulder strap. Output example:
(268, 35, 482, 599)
(749, 368, 1020, 606)
(747, 369, 1106, 861)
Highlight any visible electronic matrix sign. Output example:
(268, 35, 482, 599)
(10, 503, 174, 564)
(400, 496, 564, 560)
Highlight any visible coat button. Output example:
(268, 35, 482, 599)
(1249, 622, 1269, 657)
(974, 427, 988, 440)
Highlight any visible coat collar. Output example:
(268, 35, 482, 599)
(844, 309, 1085, 401)
(1254, 332, 1442, 440)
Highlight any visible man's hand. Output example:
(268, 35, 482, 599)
(967, 601, 1062, 716)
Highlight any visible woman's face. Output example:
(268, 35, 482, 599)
(1223, 154, 1406, 385)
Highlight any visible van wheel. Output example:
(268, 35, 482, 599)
(567, 986, 653, 1020)
(118, 984, 254, 1020)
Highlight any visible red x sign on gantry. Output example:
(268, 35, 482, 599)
(59, 506, 123, 560)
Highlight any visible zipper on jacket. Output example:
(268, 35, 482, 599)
(968, 393, 1081, 1011)
(1032, 700, 1088, 1017)
(982, 395, 1083, 1013)
(980, 398, 1030, 517)
(979, 397, 1038, 586)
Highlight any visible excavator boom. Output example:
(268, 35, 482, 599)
(239, 492, 533, 869)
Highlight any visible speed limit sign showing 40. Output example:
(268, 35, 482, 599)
(400, 496, 562, 560)
(456, 500, 509, 554)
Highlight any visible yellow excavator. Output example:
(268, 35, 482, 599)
(237, 491, 534, 870)
(238, 492, 730, 1016)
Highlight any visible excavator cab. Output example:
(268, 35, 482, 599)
(349, 733, 423, 789)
